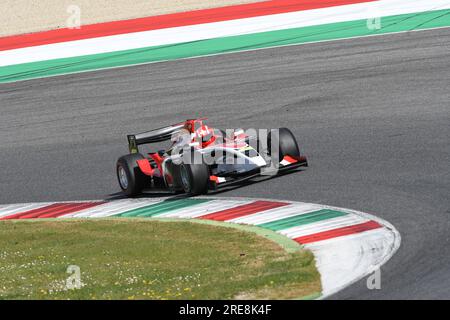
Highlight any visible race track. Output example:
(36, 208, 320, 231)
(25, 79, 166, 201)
(0, 27, 449, 299)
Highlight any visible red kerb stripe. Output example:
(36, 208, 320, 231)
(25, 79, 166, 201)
(293, 220, 382, 244)
(0, 202, 105, 220)
(200, 200, 289, 221)
(0, 0, 374, 51)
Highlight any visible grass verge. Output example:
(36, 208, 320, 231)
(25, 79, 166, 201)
(0, 219, 320, 300)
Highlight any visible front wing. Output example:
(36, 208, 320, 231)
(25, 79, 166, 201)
(208, 155, 308, 190)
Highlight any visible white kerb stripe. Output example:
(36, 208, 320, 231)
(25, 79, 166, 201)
(229, 203, 322, 224)
(61, 199, 163, 218)
(157, 200, 251, 218)
(304, 228, 396, 295)
(279, 214, 369, 239)
(1, 0, 449, 67)
(0, 203, 53, 218)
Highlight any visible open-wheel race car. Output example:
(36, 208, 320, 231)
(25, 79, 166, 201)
(116, 119, 308, 196)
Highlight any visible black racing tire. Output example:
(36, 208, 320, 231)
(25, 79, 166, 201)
(116, 153, 146, 197)
(267, 128, 301, 161)
(178, 161, 210, 195)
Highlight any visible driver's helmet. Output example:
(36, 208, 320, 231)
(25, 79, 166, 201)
(194, 124, 215, 147)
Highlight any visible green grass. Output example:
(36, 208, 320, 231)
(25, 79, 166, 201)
(0, 219, 321, 300)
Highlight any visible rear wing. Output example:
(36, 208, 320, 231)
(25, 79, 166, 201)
(127, 123, 185, 153)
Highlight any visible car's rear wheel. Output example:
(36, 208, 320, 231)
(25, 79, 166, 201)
(178, 161, 210, 195)
(116, 153, 146, 196)
(268, 128, 301, 162)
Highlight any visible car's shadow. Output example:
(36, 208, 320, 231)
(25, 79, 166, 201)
(106, 167, 307, 201)
(208, 167, 306, 196)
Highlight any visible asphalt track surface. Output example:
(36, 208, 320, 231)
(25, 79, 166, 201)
(1, 28, 449, 299)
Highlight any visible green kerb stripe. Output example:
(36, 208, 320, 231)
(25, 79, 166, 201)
(0, 9, 449, 83)
(259, 209, 348, 231)
(118, 199, 210, 218)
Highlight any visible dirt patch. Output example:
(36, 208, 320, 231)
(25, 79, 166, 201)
(0, 0, 264, 37)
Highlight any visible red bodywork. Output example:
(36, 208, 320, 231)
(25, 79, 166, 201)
(119, 118, 307, 196)
(136, 118, 226, 180)
(133, 119, 304, 189)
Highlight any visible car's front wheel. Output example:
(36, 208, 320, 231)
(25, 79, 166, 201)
(178, 162, 209, 195)
(116, 153, 146, 196)
(268, 128, 302, 162)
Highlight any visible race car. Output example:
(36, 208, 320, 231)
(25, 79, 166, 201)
(116, 119, 308, 196)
